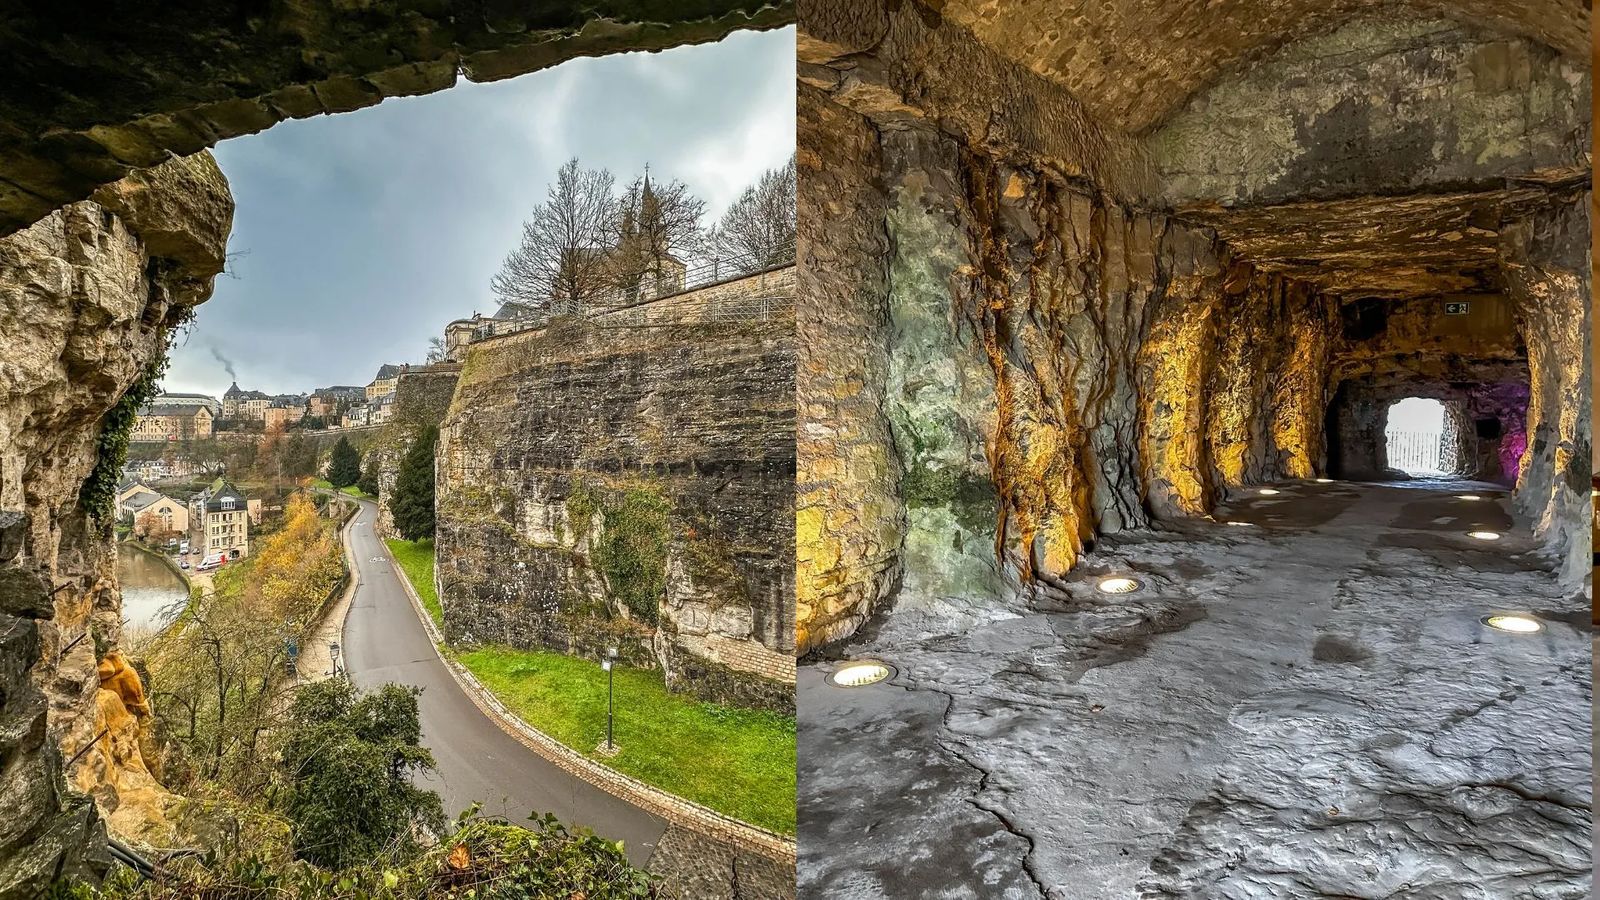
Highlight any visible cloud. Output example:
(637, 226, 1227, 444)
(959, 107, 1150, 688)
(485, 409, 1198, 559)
(161, 26, 795, 400)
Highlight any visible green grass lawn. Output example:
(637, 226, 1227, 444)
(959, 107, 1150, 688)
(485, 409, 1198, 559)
(458, 646, 796, 835)
(385, 538, 442, 628)
(313, 478, 374, 500)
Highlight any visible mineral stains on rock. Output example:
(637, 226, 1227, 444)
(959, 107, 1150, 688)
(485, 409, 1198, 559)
(797, 0, 1590, 651)
(797, 0, 1590, 894)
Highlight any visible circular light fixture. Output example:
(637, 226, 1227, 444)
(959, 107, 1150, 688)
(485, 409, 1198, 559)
(828, 661, 892, 688)
(1457, 494, 1481, 501)
(1482, 614, 1542, 634)
(1097, 576, 1142, 594)
(1467, 530, 1501, 541)
(1315, 478, 1333, 484)
(1258, 488, 1281, 496)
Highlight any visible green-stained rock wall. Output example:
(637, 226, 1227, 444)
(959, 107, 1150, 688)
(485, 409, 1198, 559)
(437, 317, 794, 712)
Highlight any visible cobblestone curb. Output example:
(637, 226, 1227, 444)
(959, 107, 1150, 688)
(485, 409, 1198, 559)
(370, 501, 795, 866)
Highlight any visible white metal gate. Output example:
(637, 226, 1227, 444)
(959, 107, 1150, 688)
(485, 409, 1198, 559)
(1386, 429, 1443, 473)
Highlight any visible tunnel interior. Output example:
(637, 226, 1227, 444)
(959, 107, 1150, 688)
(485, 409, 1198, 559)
(798, 0, 1591, 648)
(797, 2, 1591, 895)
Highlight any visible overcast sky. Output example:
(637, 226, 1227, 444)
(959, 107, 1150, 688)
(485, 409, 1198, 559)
(162, 26, 794, 398)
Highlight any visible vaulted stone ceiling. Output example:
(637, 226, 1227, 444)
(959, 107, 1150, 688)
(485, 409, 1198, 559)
(935, 0, 1586, 135)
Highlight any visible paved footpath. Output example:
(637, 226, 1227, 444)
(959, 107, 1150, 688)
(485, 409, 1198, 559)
(337, 498, 670, 865)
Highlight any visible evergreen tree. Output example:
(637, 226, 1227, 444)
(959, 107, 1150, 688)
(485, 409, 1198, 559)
(357, 453, 381, 498)
(279, 679, 444, 870)
(326, 436, 362, 488)
(391, 425, 438, 541)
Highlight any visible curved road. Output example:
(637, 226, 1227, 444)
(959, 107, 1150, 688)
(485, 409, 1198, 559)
(337, 497, 667, 865)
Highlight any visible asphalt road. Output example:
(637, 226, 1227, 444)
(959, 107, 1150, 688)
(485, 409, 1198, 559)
(338, 497, 668, 866)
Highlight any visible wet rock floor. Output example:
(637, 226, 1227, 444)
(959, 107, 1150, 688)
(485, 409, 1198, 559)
(799, 480, 1591, 899)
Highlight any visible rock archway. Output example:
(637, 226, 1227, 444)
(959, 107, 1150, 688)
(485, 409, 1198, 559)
(0, 2, 790, 238)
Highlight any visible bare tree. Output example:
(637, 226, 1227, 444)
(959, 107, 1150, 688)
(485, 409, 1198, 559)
(425, 336, 447, 364)
(490, 158, 616, 317)
(610, 172, 706, 302)
(714, 156, 796, 274)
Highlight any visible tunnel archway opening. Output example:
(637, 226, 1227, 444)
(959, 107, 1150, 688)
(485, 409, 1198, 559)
(1326, 378, 1532, 487)
(1383, 397, 1447, 476)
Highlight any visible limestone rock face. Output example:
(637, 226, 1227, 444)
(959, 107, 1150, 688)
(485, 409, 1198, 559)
(0, 153, 231, 896)
(798, 111, 1339, 642)
(794, 86, 903, 656)
(796, 0, 1589, 648)
(934, 0, 1583, 134)
(1150, 20, 1589, 207)
(438, 316, 795, 711)
(1500, 197, 1592, 587)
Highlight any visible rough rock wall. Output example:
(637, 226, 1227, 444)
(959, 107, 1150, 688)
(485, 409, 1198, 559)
(879, 131, 1007, 622)
(0, 154, 231, 895)
(1151, 19, 1590, 207)
(438, 318, 794, 711)
(906, 143, 1333, 588)
(1332, 296, 1525, 379)
(796, 0, 1154, 204)
(796, 101, 1342, 646)
(934, 0, 1585, 134)
(794, 86, 902, 656)
(1203, 270, 1337, 492)
(1501, 196, 1592, 588)
(374, 367, 460, 538)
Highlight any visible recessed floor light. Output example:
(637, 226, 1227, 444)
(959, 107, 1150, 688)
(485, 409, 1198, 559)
(1457, 494, 1481, 501)
(1224, 521, 1255, 527)
(1467, 530, 1501, 541)
(1482, 614, 1542, 634)
(1097, 576, 1142, 594)
(828, 661, 892, 687)
(1258, 488, 1280, 496)
(1315, 478, 1333, 484)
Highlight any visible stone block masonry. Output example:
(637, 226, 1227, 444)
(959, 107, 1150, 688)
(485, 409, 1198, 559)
(373, 366, 461, 538)
(438, 316, 795, 712)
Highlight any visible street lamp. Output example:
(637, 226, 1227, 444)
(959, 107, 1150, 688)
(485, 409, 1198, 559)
(328, 641, 342, 677)
(603, 646, 619, 751)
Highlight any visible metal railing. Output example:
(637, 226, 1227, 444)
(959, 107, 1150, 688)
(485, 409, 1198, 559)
(471, 238, 795, 341)
(1385, 430, 1444, 474)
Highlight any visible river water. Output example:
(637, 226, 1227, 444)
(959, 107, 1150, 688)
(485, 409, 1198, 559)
(117, 545, 189, 641)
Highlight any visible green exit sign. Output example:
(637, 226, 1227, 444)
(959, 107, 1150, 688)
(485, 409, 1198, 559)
(1443, 301, 1470, 315)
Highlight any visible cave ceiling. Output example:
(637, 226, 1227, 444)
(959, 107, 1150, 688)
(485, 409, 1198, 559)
(936, 0, 1586, 135)
(1177, 182, 1584, 300)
